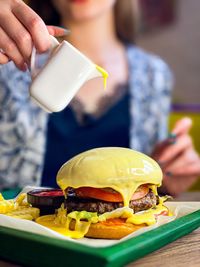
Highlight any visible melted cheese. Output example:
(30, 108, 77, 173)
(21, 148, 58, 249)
(36, 206, 98, 239)
(126, 204, 169, 225)
(36, 201, 171, 239)
(98, 207, 134, 221)
(56, 147, 162, 206)
(148, 185, 158, 196)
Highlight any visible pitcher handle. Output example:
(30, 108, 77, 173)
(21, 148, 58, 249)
(30, 35, 59, 78)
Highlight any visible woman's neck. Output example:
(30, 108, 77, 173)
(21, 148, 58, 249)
(61, 11, 121, 64)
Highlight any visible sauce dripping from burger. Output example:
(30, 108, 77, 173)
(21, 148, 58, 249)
(57, 148, 162, 207)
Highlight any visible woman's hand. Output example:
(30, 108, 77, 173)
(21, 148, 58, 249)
(152, 117, 200, 196)
(0, 0, 67, 71)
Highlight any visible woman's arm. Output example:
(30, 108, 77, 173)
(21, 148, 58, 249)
(0, 64, 47, 190)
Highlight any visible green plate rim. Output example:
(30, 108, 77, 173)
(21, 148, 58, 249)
(0, 209, 200, 267)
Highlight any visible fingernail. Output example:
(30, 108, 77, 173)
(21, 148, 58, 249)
(0, 48, 5, 54)
(56, 26, 71, 35)
(169, 139, 176, 145)
(167, 132, 177, 145)
(168, 133, 177, 139)
(182, 117, 192, 125)
(165, 171, 172, 177)
(20, 63, 28, 72)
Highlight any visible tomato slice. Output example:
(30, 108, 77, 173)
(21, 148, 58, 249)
(100, 218, 146, 227)
(74, 185, 149, 202)
(75, 187, 122, 202)
(131, 185, 149, 201)
(155, 210, 169, 218)
(101, 218, 126, 226)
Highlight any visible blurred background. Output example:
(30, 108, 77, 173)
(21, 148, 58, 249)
(137, 0, 200, 189)
(138, 0, 199, 104)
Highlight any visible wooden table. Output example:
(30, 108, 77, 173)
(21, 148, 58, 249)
(0, 192, 199, 267)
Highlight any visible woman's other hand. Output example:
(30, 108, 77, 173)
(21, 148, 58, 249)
(0, 0, 67, 71)
(152, 117, 200, 196)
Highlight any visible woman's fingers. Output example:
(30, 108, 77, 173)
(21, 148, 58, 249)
(166, 159, 200, 177)
(0, 13, 32, 62)
(159, 148, 200, 196)
(171, 117, 192, 136)
(0, 49, 9, 64)
(157, 134, 193, 164)
(153, 117, 193, 161)
(163, 149, 200, 177)
(0, 27, 26, 70)
(0, 0, 51, 68)
(13, 1, 51, 52)
(161, 175, 198, 196)
(47, 26, 70, 37)
(0, 1, 70, 69)
(151, 140, 169, 159)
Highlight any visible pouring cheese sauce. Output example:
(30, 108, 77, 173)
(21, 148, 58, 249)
(96, 65, 108, 89)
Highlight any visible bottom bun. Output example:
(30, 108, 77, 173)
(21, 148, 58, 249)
(70, 218, 146, 239)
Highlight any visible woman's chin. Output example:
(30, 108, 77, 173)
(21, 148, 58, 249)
(69, 0, 89, 4)
(68, 9, 101, 23)
(66, 0, 115, 23)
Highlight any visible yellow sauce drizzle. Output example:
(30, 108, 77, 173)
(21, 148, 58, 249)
(96, 65, 108, 89)
(148, 185, 158, 196)
(36, 207, 98, 239)
(126, 203, 169, 226)
(36, 200, 171, 239)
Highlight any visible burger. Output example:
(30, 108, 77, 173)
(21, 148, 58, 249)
(36, 147, 170, 239)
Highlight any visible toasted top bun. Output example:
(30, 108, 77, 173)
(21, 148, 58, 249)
(56, 147, 162, 206)
(57, 147, 162, 206)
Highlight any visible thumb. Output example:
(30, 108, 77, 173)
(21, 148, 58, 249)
(172, 117, 193, 136)
(47, 26, 70, 37)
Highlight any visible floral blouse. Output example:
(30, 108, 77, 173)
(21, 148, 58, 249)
(0, 45, 173, 190)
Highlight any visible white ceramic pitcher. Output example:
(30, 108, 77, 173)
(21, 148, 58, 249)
(30, 36, 108, 113)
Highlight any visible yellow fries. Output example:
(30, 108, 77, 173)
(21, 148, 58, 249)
(0, 200, 15, 214)
(15, 193, 29, 206)
(0, 193, 40, 220)
(6, 206, 40, 220)
(0, 193, 15, 214)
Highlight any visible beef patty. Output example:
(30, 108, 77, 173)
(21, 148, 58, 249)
(65, 190, 158, 214)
